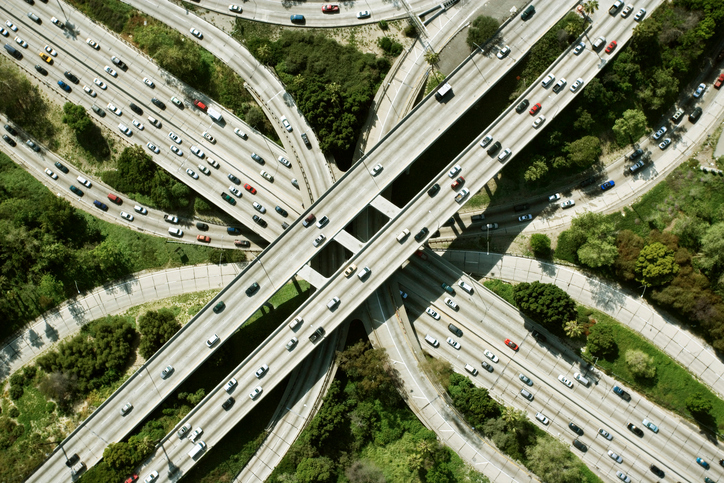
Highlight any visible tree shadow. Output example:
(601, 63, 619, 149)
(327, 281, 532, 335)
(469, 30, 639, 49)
(77, 124, 111, 161)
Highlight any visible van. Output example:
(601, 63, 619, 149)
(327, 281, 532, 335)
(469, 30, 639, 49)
(464, 364, 478, 376)
(592, 36, 606, 51)
(27, 12, 41, 24)
(424, 334, 439, 347)
(4, 44, 22, 60)
(118, 123, 132, 136)
(573, 372, 590, 386)
(188, 441, 206, 459)
(435, 83, 452, 101)
(289, 316, 303, 331)
(458, 281, 474, 294)
(521, 4, 535, 20)
(396, 229, 410, 242)
(93, 200, 108, 211)
(326, 297, 340, 310)
(520, 389, 534, 401)
(76, 176, 92, 188)
(107, 193, 122, 204)
(168, 227, 183, 237)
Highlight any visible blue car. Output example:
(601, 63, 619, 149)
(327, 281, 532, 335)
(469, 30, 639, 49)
(697, 457, 710, 469)
(601, 180, 615, 191)
(57, 80, 71, 92)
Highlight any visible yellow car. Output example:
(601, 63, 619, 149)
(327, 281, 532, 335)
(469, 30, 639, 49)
(39, 52, 53, 64)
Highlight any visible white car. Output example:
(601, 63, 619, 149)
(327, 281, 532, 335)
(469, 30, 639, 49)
(147, 142, 160, 154)
(498, 148, 512, 161)
(480, 135, 493, 147)
(278, 156, 291, 168)
(313, 234, 326, 247)
(134, 205, 148, 215)
(454, 188, 470, 203)
(558, 375, 573, 388)
(616, 470, 631, 483)
(446, 337, 461, 350)
(560, 199, 575, 208)
(518, 214, 532, 222)
(444, 297, 458, 310)
(634, 8, 646, 21)
(86, 38, 99, 49)
(224, 378, 237, 392)
(186, 168, 198, 179)
(357, 10, 371, 19)
(6, 21, 18, 32)
(234, 127, 247, 139)
(541, 73, 555, 87)
(14, 36, 28, 48)
(426, 307, 440, 320)
(107, 103, 122, 116)
(229, 5, 243, 13)
(189, 427, 203, 443)
(255, 364, 269, 378)
(144, 471, 159, 483)
(280, 116, 292, 132)
(190, 146, 205, 158)
(168, 132, 182, 144)
(0, 27, 8, 37)
(93, 78, 107, 90)
(548, 193, 560, 201)
(535, 412, 549, 425)
(598, 428, 613, 440)
(448, 165, 461, 178)
(496, 45, 510, 59)
(120, 402, 133, 415)
(484, 350, 498, 363)
(532, 116, 545, 128)
(170, 145, 183, 156)
(570, 78, 584, 92)
(132, 119, 144, 130)
(143, 77, 155, 88)
(621, 5, 633, 17)
(573, 42, 585, 55)
(82, 85, 96, 97)
(249, 386, 262, 400)
(44, 45, 57, 57)
(253, 201, 266, 213)
(104, 65, 117, 77)
(652, 126, 667, 139)
(120, 211, 134, 221)
(370, 164, 383, 176)
(190, 28, 203, 39)
(260, 170, 274, 182)
(229, 186, 242, 197)
(693, 83, 706, 98)
(198, 164, 210, 175)
(659, 138, 672, 150)
(44, 168, 57, 179)
(608, 450, 623, 463)
(202, 131, 216, 143)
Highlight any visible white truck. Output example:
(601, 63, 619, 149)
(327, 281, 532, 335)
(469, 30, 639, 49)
(188, 441, 206, 459)
(435, 82, 452, 101)
(208, 108, 223, 123)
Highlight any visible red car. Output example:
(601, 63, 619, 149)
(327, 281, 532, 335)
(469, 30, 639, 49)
(244, 183, 256, 194)
(196, 235, 211, 243)
(605, 41, 617, 53)
(415, 250, 428, 261)
(123, 475, 138, 483)
(451, 176, 465, 190)
(504, 339, 519, 351)
(193, 99, 207, 111)
(529, 103, 541, 115)
(322, 4, 339, 13)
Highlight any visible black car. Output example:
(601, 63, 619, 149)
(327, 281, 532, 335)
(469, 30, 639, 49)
(222, 397, 235, 410)
(91, 105, 106, 117)
(4, 124, 17, 136)
(275, 206, 288, 217)
(300, 132, 311, 147)
(34, 64, 48, 76)
(481, 361, 494, 373)
(568, 422, 583, 435)
(221, 192, 236, 205)
(689, 107, 703, 123)
(63, 71, 79, 84)
(55, 161, 69, 173)
(572, 439, 587, 452)
(513, 203, 529, 212)
(65, 453, 80, 468)
(531, 330, 547, 342)
(213, 301, 225, 313)
(442, 217, 455, 227)
(253, 215, 267, 228)
(2, 134, 16, 146)
(628, 148, 643, 160)
(196, 222, 209, 231)
(578, 176, 598, 188)
(487, 141, 501, 156)
(414, 227, 429, 242)
(129, 103, 142, 115)
(69, 185, 84, 196)
(627, 423, 644, 437)
(151, 98, 166, 109)
(228, 173, 241, 184)
(427, 183, 440, 197)
(515, 99, 530, 113)
(309, 327, 325, 343)
(448, 323, 463, 337)
(649, 464, 664, 478)
(111, 56, 126, 69)
(245, 282, 260, 296)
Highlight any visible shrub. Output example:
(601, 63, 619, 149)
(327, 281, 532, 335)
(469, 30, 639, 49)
(625, 349, 656, 378)
(530, 234, 551, 256)
(377, 37, 402, 56)
(378, 20, 388, 30)
(8, 407, 20, 418)
(138, 309, 182, 360)
(587, 324, 617, 358)
(8, 385, 24, 400)
(466, 15, 499, 50)
(403, 24, 417, 37)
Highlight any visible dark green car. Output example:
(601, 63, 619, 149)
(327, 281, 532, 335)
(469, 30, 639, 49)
(220, 192, 236, 205)
(213, 301, 225, 313)
(69, 185, 84, 196)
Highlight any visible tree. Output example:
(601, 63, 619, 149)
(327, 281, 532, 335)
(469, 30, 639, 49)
(635, 242, 679, 287)
(38, 372, 78, 409)
(466, 16, 499, 49)
(525, 437, 582, 483)
(62, 102, 92, 134)
(245, 106, 265, 128)
(625, 349, 656, 378)
(426, 462, 454, 483)
(138, 309, 181, 359)
(587, 324, 617, 357)
(424, 50, 440, 65)
(103, 442, 137, 472)
(578, 238, 619, 268)
(564, 320, 583, 338)
(612, 109, 648, 145)
(296, 457, 335, 483)
(573, 109, 594, 132)
(637, 67, 679, 111)
(530, 234, 551, 256)
(345, 460, 386, 483)
(447, 373, 500, 425)
(686, 393, 713, 419)
(524, 158, 549, 182)
(582, 0, 599, 21)
(565, 136, 601, 168)
(501, 406, 527, 431)
(698, 222, 724, 276)
(513, 282, 577, 331)
(564, 212, 618, 268)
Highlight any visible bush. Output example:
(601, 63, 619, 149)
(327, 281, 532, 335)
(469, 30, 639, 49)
(587, 324, 617, 358)
(530, 234, 551, 256)
(686, 392, 713, 419)
(625, 349, 656, 378)
(8, 407, 20, 419)
(8, 385, 24, 400)
(377, 37, 403, 56)
(378, 20, 388, 30)
(403, 24, 417, 37)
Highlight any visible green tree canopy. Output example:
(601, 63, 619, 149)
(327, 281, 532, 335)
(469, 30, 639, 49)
(62, 102, 92, 134)
(586, 324, 617, 357)
(612, 109, 648, 146)
(625, 349, 656, 378)
(686, 392, 713, 419)
(563, 212, 618, 268)
(525, 437, 583, 483)
(447, 373, 500, 426)
(565, 136, 602, 168)
(513, 281, 577, 331)
(635, 242, 679, 287)
(530, 234, 551, 256)
(138, 309, 181, 359)
(698, 222, 724, 277)
(296, 456, 335, 483)
(466, 16, 499, 49)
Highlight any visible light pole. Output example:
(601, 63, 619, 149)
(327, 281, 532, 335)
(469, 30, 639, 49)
(486, 224, 490, 255)
(74, 280, 80, 294)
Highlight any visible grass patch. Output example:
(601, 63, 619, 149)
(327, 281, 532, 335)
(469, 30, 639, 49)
(483, 279, 515, 305)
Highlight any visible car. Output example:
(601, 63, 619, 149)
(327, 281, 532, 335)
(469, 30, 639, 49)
(5, 20, 17, 32)
(128, 119, 143, 131)
(107, 103, 122, 116)
(568, 422, 583, 435)
(246, 282, 260, 296)
(120, 402, 133, 415)
(628, 159, 646, 174)
(608, 450, 623, 463)
(541, 74, 555, 88)
(558, 375, 573, 388)
(535, 412, 549, 424)
(414, 227, 429, 242)
(548, 193, 561, 202)
(229, 5, 243, 13)
(44, 168, 57, 179)
(322, 4, 340, 13)
(244, 183, 257, 194)
(221, 192, 236, 205)
(605, 41, 617, 53)
(484, 350, 498, 363)
(146, 142, 160, 154)
(25, 140, 40, 152)
(119, 212, 134, 222)
(151, 98, 166, 109)
(697, 457, 710, 469)
(286, 337, 298, 350)
(143, 77, 155, 88)
(69, 185, 83, 196)
(260, 170, 274, 182)
(616, 470, 631, 483)
(519, 374, 533, 386)
(447, 324, 462, 337)
(572, 439, 587, 452)
(496, 45, 510, 59)
(627, 423, 643, 436)
(104, 66, 117, 77)
(171, 96, 183, 108)
(134, 205, 148, 215)
(613, 386, 631, 400)
(201, 131, 216, 144)
(196, 234, 211, 243)
(532, 116, 545, 128)
(504, 339, 518, 350)
(600, 180, 615, 191)
(63, 72, 80, 85)
(14, 37, 28, 48)
(222, 397, 235, 410)
(649, 464, 664, 478)
(196, 222, 209, 232)
(93, 78, 107, 90)
(628, 148, 644, 160)
(570, 78, 584, 92)
(518, 214, 532, 222)
(446, 337, 461, 350)
(190, 146, 204, 158)
(484, 223, 498, 230)
(689, 106, 703, 123)
(573, 42, 585, 55)
(280, 116, 292, 131)
(642, 419, 658, 433)
(234, 127, 248, 139)
(35, 65, 48, 76)
(226, 174, 241, 185)
(190, 28, 203, 39)
(480, 135, 493, 147)
(481, 360, 494, 372)
(44, 46, 57, 57)
(426, 307, 440, 320)
(2, 134, 16, 146)
(160, 365, 174, 379)
(223, 378, 238, 392)
(399, 290, 408, 299)
(634, 7, 646, 20)
(448, 165, 461, 178)
(693, 83, 706, 98)
(313, 234, 326, 247)
(226, 186, 241, 198)
(255, 364, 269, 378)
(252, 201, 266, 214)
(427, 183, 440, 197)
(57, 81, 71, 93)
(598, 428, 612, 440)
(278, 156, 291, 168)
(455, 188, 470, 203)
(82, 85, 96, 97)
(208, 158, 220, 168)
(143, 471, 158, 483)
(659, 138, 672, 150)
(0, 27, 7, 37)
(196, 165, 209, 176)
(170, 146, 183, 156)
(357, 10, 371, 19)
(415, 250, 428, 261)
(705, 478, 716, 483)
(653, 126, 667, 139)
(251, 152, 264, 164)
(558, 199, 575, 209)
(167, 132, 182, 144)
(497, 148, 512, 161)
(86, 38, 99, 49)
(552, 78, 567, 93)
(370, 164, 383, 176)
(4, 124, 17, 136)
(621, 4, 633, 17)
(515, 100, 530, 113)
(54, 161, 69, 174)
